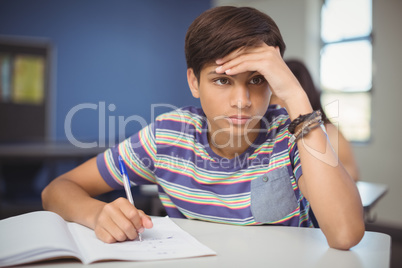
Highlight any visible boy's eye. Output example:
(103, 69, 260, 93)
(214, 78, 230, 85)
(250, 76, 265, 85)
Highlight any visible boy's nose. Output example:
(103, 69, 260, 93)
(230, 86, 251, 108)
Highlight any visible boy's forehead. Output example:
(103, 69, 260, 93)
(199, 63, 219, 75)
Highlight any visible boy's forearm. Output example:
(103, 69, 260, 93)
(282, 90, 313, 120)
(42, 178, 105, 229)
(296, 126, 365, 249)
(285, 94, 364, 249)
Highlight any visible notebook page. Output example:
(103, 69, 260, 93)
(67, 216, 216, 264)
(0, 211, 82, 266)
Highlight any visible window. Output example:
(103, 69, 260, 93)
(320, 0, 372, 142)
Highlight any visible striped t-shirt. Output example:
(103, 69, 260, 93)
(96, 105, 314, 227)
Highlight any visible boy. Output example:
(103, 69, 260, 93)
(42, 6, 364, 250)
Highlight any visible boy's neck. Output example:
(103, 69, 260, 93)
(208, 130, 260, 159)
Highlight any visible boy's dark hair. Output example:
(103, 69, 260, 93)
(185, 6, 286, 80)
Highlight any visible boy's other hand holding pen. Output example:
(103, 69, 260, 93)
(92, 157, 153, 244)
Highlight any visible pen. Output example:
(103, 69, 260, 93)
(118, 155, 142, 242)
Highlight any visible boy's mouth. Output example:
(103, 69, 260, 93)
(226, 115, 251, 125)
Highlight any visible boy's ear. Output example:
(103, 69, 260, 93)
(187, 68, 200, 98)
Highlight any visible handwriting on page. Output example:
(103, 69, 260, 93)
(110, 230, 179, 255)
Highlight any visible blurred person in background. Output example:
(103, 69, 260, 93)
(270, 59, 359, 182)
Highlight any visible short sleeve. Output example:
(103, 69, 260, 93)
(290, 143, 302, 181)
(96, 123, 158, 190)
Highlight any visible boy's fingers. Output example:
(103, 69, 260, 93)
(216, 47, 246, 64)
(95, 212, 130, 242)
(215, 55, 249, 74)
(216, 43, 273, 65)
(139, 211, 153, 229)
(108, 224, 130, 242)
(95, 226, 117, 244)
(98, 198, 152, 242)
(102, 199, 140, 241)
(119, 202, 145, 236)
(218, 57, 258, 76)
(105, 206, 137, 241)
(216, 49, 271, 75)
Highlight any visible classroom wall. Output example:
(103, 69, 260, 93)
(357, 0, 402, 228)
(0, 0, 211, 146)
(214, 0, 402, 228)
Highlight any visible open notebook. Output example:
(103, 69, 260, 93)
(0, 211, 216, 266)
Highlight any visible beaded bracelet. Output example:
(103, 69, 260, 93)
(289, 111, 323, 143)
(288, 110, 322, 134)
(289, 119, 323, 143)
(288, 114, 310, 134)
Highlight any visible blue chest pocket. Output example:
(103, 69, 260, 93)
(250, 166, 298, 223)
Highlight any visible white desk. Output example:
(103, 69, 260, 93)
(18, 218, 391, 268)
